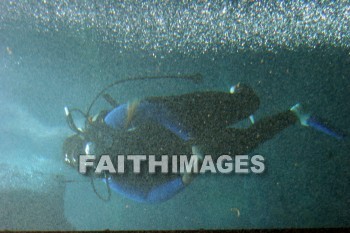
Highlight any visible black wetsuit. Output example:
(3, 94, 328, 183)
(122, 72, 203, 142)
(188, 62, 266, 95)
(96, 84, 297, 203)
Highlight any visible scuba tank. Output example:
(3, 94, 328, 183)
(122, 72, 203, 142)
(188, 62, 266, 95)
(63, 73, 203, 201)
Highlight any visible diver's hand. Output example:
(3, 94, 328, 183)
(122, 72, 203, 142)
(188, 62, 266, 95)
(182, 170, 195, 185)
(181, 145, 204, 185)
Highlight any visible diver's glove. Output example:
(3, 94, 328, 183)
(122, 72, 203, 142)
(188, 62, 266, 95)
(181, 145, 204, 185)
(290, 103, 310, 126)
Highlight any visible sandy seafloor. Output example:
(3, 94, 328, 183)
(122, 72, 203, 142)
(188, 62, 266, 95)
(0, 0, 349, 230)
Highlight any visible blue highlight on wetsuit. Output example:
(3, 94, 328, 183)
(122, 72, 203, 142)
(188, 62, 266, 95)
(104, 101, 192, 141)
(105, 177, 185, 203)
(104, 104, 129, 129)
(307, 116, 346, 140)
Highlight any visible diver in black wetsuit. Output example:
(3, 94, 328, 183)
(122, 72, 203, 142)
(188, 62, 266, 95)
(62, 83, 345, 203)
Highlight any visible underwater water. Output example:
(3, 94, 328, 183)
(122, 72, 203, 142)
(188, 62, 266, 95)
(0, 0, 349, 230)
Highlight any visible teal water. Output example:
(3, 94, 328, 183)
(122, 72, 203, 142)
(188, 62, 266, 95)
(0, 1, 349, 230)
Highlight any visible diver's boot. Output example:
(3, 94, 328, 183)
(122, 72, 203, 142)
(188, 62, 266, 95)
(290, 103, 310, 126)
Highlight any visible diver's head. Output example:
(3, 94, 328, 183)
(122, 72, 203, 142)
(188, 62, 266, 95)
(62, 134, 85, 169)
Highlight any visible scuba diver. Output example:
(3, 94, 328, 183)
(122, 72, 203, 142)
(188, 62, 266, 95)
(62, 74, 346, 203)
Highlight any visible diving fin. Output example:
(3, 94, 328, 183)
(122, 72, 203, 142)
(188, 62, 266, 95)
(291, 103, 346, 140)
(306, 116, 346, 140)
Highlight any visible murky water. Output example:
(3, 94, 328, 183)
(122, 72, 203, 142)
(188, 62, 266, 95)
(0, 0, 349, 230)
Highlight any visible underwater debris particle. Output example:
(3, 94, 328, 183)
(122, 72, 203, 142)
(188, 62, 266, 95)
(231, 207, 240, 217)
(6, 46, 13, 55)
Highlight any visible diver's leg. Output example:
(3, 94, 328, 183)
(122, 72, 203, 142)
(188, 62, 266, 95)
(146, 83, 260, 135)
(237, 110, 298, 154)
(198, 110, 298, 158)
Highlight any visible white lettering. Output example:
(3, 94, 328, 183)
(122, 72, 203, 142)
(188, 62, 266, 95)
(216, 155, 233, 173)
(179, 155, 199, 173)
(250, 155, 265, 173)
(199, 155, 216, 173)
(127, 155, 147, 173)
(79, 155, 95, 174)
(95, 155, 116, 174)
(235, 155, 249, 174)
(149, 155, 168, 173)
